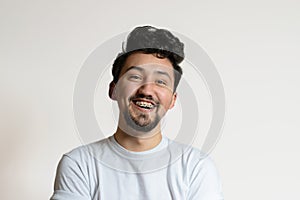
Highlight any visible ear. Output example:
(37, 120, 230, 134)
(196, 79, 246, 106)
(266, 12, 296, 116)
(168, 92, 177, 109)
(109, 81, 117, 100)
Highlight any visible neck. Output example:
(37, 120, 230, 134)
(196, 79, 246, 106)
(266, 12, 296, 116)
(113, 127, 162, 152)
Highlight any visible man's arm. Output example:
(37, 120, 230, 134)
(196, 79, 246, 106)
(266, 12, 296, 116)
(50, 155, 90, 200)
(187, 156, 224, 200)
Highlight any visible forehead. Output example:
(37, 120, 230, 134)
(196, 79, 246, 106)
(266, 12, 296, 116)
(121, 52, 173, 74)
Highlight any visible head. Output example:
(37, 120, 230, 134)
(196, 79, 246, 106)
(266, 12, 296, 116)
(109, 26, 185, 136)
(111, 26, 184, 92)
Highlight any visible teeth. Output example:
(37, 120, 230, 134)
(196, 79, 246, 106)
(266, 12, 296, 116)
(135, 101, 154, 109)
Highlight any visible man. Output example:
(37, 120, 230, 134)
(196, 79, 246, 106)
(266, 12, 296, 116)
(50, 25, 223, 200)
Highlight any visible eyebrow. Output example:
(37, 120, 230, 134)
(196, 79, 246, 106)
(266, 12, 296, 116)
(124, 66, 144, 73)
(124, 65, 172, 80)
(154, 70, 172, 81)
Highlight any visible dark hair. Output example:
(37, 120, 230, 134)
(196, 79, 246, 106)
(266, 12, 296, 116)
(112, 26, 184, 92)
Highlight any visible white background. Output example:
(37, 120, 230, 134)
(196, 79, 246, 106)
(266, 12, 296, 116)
(1, 0, 299, 199)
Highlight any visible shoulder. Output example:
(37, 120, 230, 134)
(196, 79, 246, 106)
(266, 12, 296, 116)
(166, 138, 209, 165)
(178, 144, 223, 199)
(51, 139, 112, 199)
(166, 139, 220, 180)
(61, 137, 111, 165)
(166, 140, 223, 199)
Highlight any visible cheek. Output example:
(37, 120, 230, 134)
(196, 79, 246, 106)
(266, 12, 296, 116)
(116, 81, 139, 100)
(157, 90, 174, 108)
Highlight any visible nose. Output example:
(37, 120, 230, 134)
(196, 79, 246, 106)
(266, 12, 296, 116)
(136, 82, 155, 97)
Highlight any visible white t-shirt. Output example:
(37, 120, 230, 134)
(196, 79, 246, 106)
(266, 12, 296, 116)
(50, 136, 223, 200)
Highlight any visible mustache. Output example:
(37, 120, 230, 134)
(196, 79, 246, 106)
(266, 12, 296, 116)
(129, 94, 159, 105)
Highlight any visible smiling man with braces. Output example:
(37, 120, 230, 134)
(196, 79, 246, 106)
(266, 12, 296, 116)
(50, 25, 224, 200)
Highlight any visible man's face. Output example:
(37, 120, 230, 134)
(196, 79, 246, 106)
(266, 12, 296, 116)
(111, 52, 177, 136)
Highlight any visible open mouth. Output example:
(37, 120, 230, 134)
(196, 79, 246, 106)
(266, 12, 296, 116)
(132, 99, 156, 110)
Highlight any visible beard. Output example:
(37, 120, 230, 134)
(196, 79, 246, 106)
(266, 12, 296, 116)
(123, 105, 162, 133)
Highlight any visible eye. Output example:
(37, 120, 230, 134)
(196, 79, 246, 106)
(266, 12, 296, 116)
(128, 74, 142, 81)
(156, 79, 167, 86)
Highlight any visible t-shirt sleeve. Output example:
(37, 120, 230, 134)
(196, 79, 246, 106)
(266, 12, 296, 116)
(50, 154, 90, 200)
(187, 156, 224, 200)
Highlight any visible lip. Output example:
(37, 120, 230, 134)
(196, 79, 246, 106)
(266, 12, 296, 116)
(130, 99, 157, 112)
(131, 98, 156, 106)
